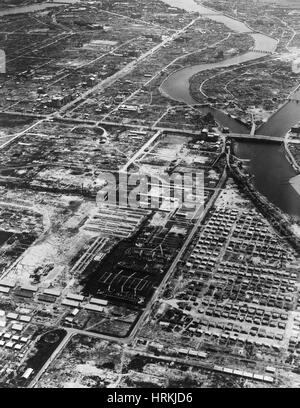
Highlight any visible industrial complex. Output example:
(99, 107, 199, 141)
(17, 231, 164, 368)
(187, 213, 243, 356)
(0, 0, 299, 390)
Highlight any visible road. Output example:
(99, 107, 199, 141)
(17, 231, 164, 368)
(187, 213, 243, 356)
(28, 329, 73, 388)
(102, 31, 235, 123)
(25, 167, 227, 387)
(199, 55, 275, 99)
(128, 168, 228, 340)
(8, 33, 72, 65)
(124, 348, 275, 385)
(61, 237, 109, 296)
(229, 133, 283, 143)
(284, 130, 300, 172)
(27, 326, 132, 388)
(0, 119, 45, 150)
(57, 17, 200, 116)
(102, 31, 233, 123)
(48, 37, 138, 88)
(120, 129, 162, 172)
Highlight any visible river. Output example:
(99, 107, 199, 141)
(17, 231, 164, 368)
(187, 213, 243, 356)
(0, 230, 12, 245)
(160, 0, 300, 220)
(1, 0, 300, 219)
(0, 0, 80, 17)
(258, 89, 300, 137)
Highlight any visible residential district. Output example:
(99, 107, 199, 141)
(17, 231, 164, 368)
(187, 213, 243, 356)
(0, 0, 299, 389)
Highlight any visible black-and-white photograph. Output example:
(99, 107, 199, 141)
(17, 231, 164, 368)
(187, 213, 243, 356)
(0, 0, 299, 393)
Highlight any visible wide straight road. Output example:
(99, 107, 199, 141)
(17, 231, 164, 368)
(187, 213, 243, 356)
(27, 167, 228, 387)
(128, 168, 228, 340)
(120, 130, 162, 172)
(0, 119, 45, 150)
(28, 325, 130, 388)
(57, 17, 200, 116)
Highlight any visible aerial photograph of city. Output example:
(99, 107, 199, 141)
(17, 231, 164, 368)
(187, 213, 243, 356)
(0, 0, 300, 394)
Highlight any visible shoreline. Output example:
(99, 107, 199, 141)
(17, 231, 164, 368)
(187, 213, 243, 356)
(284, 131, 300, 173)
(0, 0, 80, 17)
(228, 156, 300, 252)
(290, 174, 300, 197)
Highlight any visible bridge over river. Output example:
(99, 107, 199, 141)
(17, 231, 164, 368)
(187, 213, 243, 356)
(228, 133, 284, 143)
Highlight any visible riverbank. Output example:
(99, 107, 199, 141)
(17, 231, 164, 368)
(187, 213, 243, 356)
(290, 175, 300, 197)
(228, 157, 300, 251)
(285, 134, 300, 174)
(189, 56, 300, 128)
(0, 0, 79, 17)
(159, 0, 300, 219)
